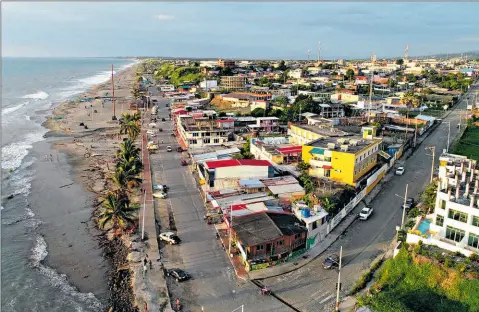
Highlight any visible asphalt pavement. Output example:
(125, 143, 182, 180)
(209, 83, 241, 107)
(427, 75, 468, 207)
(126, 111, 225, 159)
(148, 96, 294, 312)
(262, 84, 479, 312)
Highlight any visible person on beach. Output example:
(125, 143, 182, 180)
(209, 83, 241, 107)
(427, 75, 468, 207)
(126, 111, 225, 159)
(143, 257, 148, 267)
(143, 264, 147, 278)
(50, 154, 53, 162)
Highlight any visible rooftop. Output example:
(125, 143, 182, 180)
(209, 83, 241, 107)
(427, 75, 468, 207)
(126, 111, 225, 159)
(307, 136, 381, 153)
(232, 212, 306, 247)
(204, 159, 272, 169)
(291, 123, 350, 137)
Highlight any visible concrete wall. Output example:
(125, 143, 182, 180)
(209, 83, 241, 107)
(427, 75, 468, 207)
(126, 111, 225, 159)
(215, 165, 270, 179)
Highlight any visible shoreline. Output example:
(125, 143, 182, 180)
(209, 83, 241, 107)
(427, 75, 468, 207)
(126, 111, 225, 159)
(36, 62, 142, 311)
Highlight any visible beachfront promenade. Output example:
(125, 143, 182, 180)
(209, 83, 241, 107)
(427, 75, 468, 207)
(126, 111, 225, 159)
(131, 122, 172, 312)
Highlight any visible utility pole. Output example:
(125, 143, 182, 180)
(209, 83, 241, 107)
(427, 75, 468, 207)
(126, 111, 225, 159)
(368, 68, 373, 123)
(228, 204, 233, 256)
(425, 146, 436, 183)
(111, 64, 117, 120)
(335, 246, 343, 311)
(414, 118, 418, 147)
(141, 189, 146, 240)
(401, 184, 408, 228)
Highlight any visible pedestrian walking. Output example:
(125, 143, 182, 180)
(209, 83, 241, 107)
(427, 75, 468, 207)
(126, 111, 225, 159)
(49, 154, 53, 162)
(143, 264, 147, 279)
(149, 260, 152, 270)
(143, 257, 148, 267)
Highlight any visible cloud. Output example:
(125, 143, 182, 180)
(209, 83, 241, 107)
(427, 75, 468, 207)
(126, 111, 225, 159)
(457, 37, 479, 42)
(155, 14, 174, 21)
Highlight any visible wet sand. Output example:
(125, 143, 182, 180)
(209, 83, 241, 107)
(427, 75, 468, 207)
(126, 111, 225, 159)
(28, 64, 141, 307)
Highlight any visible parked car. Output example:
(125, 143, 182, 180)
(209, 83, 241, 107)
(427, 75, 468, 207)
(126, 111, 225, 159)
(153, 191, 167, 199)
(395, 166, 405, 175)
(153, 184, 168, 192)
(401, 197, 415, 212)
(359, 207, 373, 220)
(166, 146, 172, 152)
(159, 232, 181, 245)
(147, 129, 156, 136)
(167, 268, 190, 282)
(323, 254, 340, 270)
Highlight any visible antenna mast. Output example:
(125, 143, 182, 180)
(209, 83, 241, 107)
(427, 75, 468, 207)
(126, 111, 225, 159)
(318, 41, 321, 63)
(404, 44, 409, 62)
(111, 64, 117, 120)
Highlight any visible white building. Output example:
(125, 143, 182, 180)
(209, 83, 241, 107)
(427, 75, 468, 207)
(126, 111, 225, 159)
(200, 80, 218, 91)
(424, 154, 479, 255)
(288, 69, 302, 79)
(176, 115, 231, 149)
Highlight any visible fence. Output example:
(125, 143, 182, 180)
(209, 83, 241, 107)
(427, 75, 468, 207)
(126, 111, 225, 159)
(328, 187, 368, 232)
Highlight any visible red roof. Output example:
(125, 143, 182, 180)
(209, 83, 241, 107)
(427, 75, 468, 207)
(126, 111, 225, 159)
(231, 204, 247, 211)
(276, 146, 302, 154)
(217, 119, 234, 123)
(204, 159, 272, 169)
(356, 76, 368, 80)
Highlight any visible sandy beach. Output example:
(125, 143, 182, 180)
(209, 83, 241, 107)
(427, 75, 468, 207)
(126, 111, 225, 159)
(31, 63, 142, 310)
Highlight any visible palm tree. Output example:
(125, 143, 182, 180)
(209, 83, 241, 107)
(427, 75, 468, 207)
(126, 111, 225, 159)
(98, 191, 138, 232)
(120, 120, 140, 141)
(116, 139, 140, 161)
(111, 166, 142, 190)
(400, 91, 420, 108)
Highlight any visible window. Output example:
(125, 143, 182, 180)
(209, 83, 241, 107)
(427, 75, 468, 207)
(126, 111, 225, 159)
(203, 138, 210, 144)
(312, 221, 318, 230)
(214, 139, 220, 144)
(440, 200, 446, 210)
(436, 215, 444, 227)
(445, 226, 465, 243)
(473, 216, 479, 227)
(325, 157, 332, 162)
(192, 132, 199, 137)
(189, 139, 197, 145)
(324, 170, 330, 177)
(277, 240, 284, 246)
(295, 233, 301, 239)
(257, 244, 264, 251)
(448, 209, 468, 223)
(468, 233, 479, 249)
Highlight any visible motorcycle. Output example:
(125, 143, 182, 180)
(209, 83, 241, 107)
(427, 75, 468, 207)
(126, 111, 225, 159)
(260, 287, 271, 296)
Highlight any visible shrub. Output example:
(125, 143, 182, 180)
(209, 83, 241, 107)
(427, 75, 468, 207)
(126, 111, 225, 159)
(469, 253, 479, 262)
(408, 207, 421, 218)
(405, 220, 416, 229)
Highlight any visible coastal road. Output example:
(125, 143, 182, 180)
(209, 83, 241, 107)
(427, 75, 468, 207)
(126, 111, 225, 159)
(261, 83, 479, 311)
(148, 95, 294, 312)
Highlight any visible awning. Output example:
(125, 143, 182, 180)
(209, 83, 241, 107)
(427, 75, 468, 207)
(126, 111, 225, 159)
(322, 165, 332, 169)
(310, 147, 325, 155)
(378, 150, 392, 160)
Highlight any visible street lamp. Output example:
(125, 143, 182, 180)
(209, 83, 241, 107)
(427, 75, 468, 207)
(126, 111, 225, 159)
(395, 183, 409, 229)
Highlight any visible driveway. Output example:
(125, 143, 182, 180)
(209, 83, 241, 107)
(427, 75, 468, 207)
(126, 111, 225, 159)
(148, 96, 294, 312)
(262, 84, 478, 311)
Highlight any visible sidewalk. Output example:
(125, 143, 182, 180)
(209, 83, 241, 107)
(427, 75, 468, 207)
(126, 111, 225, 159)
(215, 225, 249, 280)
(130, 126, 171, 312)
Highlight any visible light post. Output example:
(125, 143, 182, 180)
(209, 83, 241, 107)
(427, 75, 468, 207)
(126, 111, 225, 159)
(425, 146, 436, 183)
(396, 184, 408, 229)
(443, 121, 451, 152)
(335, 246, 343, 311)
(228, 204, 233, 257)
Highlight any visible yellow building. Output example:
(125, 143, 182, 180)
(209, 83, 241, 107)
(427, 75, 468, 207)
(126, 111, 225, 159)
(302, 135, 382, 187)
(288, 123, 350, 145)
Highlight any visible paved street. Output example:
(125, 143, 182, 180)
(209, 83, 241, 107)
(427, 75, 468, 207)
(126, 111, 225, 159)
(262, 84, 479, 312)
(148, 96, 294, 312)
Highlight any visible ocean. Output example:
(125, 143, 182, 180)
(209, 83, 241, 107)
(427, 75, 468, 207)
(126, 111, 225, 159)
(1, 57, 137, 312)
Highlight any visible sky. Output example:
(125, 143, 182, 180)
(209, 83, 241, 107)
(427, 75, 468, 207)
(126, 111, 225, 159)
(2, 2, 479, 60)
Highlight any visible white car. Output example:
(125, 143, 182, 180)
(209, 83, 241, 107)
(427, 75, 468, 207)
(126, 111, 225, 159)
(159, 232, 181, 245)
(395, 167, 405, 176)
(153, 191, 167, 199)
(166, 146, 172, 152)
(359, 207, 373, 220)
(147, 130, 156, 136)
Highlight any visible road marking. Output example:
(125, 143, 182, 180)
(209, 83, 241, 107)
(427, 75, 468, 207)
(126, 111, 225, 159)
(318, 294, 334, 304)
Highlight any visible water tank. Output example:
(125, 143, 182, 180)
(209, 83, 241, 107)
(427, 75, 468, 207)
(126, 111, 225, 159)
(301, 208, 311, 218)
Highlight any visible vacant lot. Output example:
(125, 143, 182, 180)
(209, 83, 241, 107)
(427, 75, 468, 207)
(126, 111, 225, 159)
(451, 125, 479, 162)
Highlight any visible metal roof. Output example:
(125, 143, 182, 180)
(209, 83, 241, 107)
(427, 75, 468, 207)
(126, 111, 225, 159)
(268, 184, 304, 195)
(238, 179, 265, 188)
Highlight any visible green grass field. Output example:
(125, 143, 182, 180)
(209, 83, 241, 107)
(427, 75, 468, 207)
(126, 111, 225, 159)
(451, 125, 479, 162)
(357, 248, 479, 312)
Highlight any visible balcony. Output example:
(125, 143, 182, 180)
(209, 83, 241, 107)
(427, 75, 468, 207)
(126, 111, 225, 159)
(310, 159, 332, 169)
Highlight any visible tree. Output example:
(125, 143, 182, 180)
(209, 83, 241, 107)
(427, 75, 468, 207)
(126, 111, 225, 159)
(346, 69, 355, 82)
(299, 173, 315, 194)
(98, 191, 138, 232)
(278, 60, 287, 71)
(240, 138, 253, 159)
(396, 59, 404, 66)
(321, 197, 337, 215)
(421, 181, 438, 214)
(400, 91, 420, 108)
(297, 161, 310, 172)
(111, 166, 142, 189)
(116, 139, 141, 174)
(251, 107, 266, 117)
(337, 82, 345, 89)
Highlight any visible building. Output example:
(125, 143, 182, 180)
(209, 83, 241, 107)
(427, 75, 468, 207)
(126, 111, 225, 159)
(198, 159, 274, 189)
(220, 76, 247, 91)
(288, 123, 349, 145)
(302, 129, 382, 187)
(426, 153, 479, 255)
(176, 115, 231, 149)
(218, 59, 236, 68)
(250, 137, 302, 165)
(232, 211, 308, 271)
(199, 80, 218, 91)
